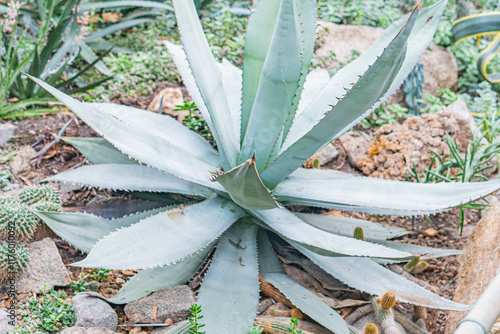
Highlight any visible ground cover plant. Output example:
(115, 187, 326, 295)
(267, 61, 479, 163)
(21, 0, 500, 333)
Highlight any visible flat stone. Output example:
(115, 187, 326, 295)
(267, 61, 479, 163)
(72, 294, 118, 330)
(0, 309, 15, 334)
(17, 238, 71, 292)
(445, 202, 500, 333)
(60, 327, 117, 334)
(0, 124, 18, 146)
(124, 285, 196, 324)
(316, 143, 340, 165)
(9, 146, 36, 175)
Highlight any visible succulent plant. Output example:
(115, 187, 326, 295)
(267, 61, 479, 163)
(0, 241, 29, 279)
(364, 323, 379, 334)
(379, 291, 397, 311)
(28, 0, 500, 332)
(18, 185, 60, 206)
(353, 226, 365, 241)
(0, 202, 40, 241)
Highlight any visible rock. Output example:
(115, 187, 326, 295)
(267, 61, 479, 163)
(147, 88, 185, 121)
(316, 143, 340, 165)
(338, 134, 369, 167)
(72, 294, 118, 330)
(445, 202, 500, 333)
(258, 298, 274, 314)
(0, 123, 18, 146)
(423, 228, 438, 237)
(16, 238, 71, 292)
(0, 309, 15, 334)
(60, 327, 117, 334)
(356, 109, 473, 180)
(9, 146, 36, 175)
(315, 22, 458, 97)
(124, 285, 196, 324)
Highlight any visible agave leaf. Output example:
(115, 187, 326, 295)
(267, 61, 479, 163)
(35, 207, 171, 253)
(163, 41, 214, 132)
(240, 0, 281, 140)
(63, 137, 136, 165)
(172, 0, 239, 169)
(281, 0, 317, 141)
(275, 169, 500, 215)
(73, 195, 245, 269)
(108, 242, 214, 304)
(198, 220, 259, 334)
(44, 164, 214, 198)
(240, 0, 303, 170)
(77, 41, 114, 77)
(84, 18, 155, 43)
(27, 75, 223, 192)
(263, 273, 350, 334)
(90, 103, 219, 166)
(213, 157, 279, 210)
(251, 207, 412, 259)
(295, 69, 331, 118)
(217, 59, 242, 140)
(258, 230, 349, 334)
(283, 0, 448, 155)
(296, 212, 408, 241)
(292, 241, 470, 311)
(262, 5, 420, 188)
(374, 241, 463, 264)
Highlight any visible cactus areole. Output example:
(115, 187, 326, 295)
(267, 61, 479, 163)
(28, 0, 498, 332)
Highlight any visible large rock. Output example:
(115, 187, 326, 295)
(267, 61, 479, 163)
(445, 202, 500, 333)
(60, 327, 117, 334)
(124, 285, 196, 324)
(0, 309, 15, 334)
(16, 238, 71, 292)
(315, 22, 458, 96)
(72, 294, 118, 330)
(147, 88, 185, 121)
(0, 123, 18, 146)
(338, 134, 369, 167)
(356, 107, 473, 180)
(9, 146, 36, 175)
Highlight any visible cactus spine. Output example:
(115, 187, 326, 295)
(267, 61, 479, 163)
(364, 323, 379, 334)
(373, 294, 402, 334)
(0, 241, 29, 279)
(353, 226, 365, 241)
(380, 291, 397, 311)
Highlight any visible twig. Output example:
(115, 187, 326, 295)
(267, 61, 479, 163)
(345, 304, 373, 325)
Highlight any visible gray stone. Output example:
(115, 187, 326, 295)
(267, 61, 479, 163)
(338, 134, 369, 167)
(16, 238, 71, 293)
(0, 124, 18, 146)
(72, 294, 118, 330)
(124, 285, 196, 324)
(9, 146, 36, 175)
(316, 143, 340, 165)
(0, 309, 15, 334)
(60, 327, 117, 334)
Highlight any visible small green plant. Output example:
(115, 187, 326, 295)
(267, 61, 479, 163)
(176, 101, 215, 147)
(404, 62, 425, 115)
(5, 287, 75, 334)
(188, 304, 206, 334)
(70, 275, 91, 293)
(289, 317, 302, 334)
(86, 268, 111, 282)
(248, 325, 264, 334)
(361, 103, 410, 128)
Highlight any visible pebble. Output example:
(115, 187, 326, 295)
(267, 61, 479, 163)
(72, 294, 118, 330)
(424, 228, 439, 237)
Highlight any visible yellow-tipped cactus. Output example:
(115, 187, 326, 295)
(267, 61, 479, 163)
(353, 226, 365, 241)
(380, 291, 397, 311)
(364, 323, 379, 334)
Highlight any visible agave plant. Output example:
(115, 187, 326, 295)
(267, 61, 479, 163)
(27, 0, 500, 332)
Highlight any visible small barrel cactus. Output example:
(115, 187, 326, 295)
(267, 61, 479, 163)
(32, 201, 62, 213)
(353, 227, 365, 241)
(364, 323, 379, 334)
(380, 291, 397, 311)
(404, 256, 421, 272)
(18, 185, 60, 206)
(0, 241, 29, 279)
